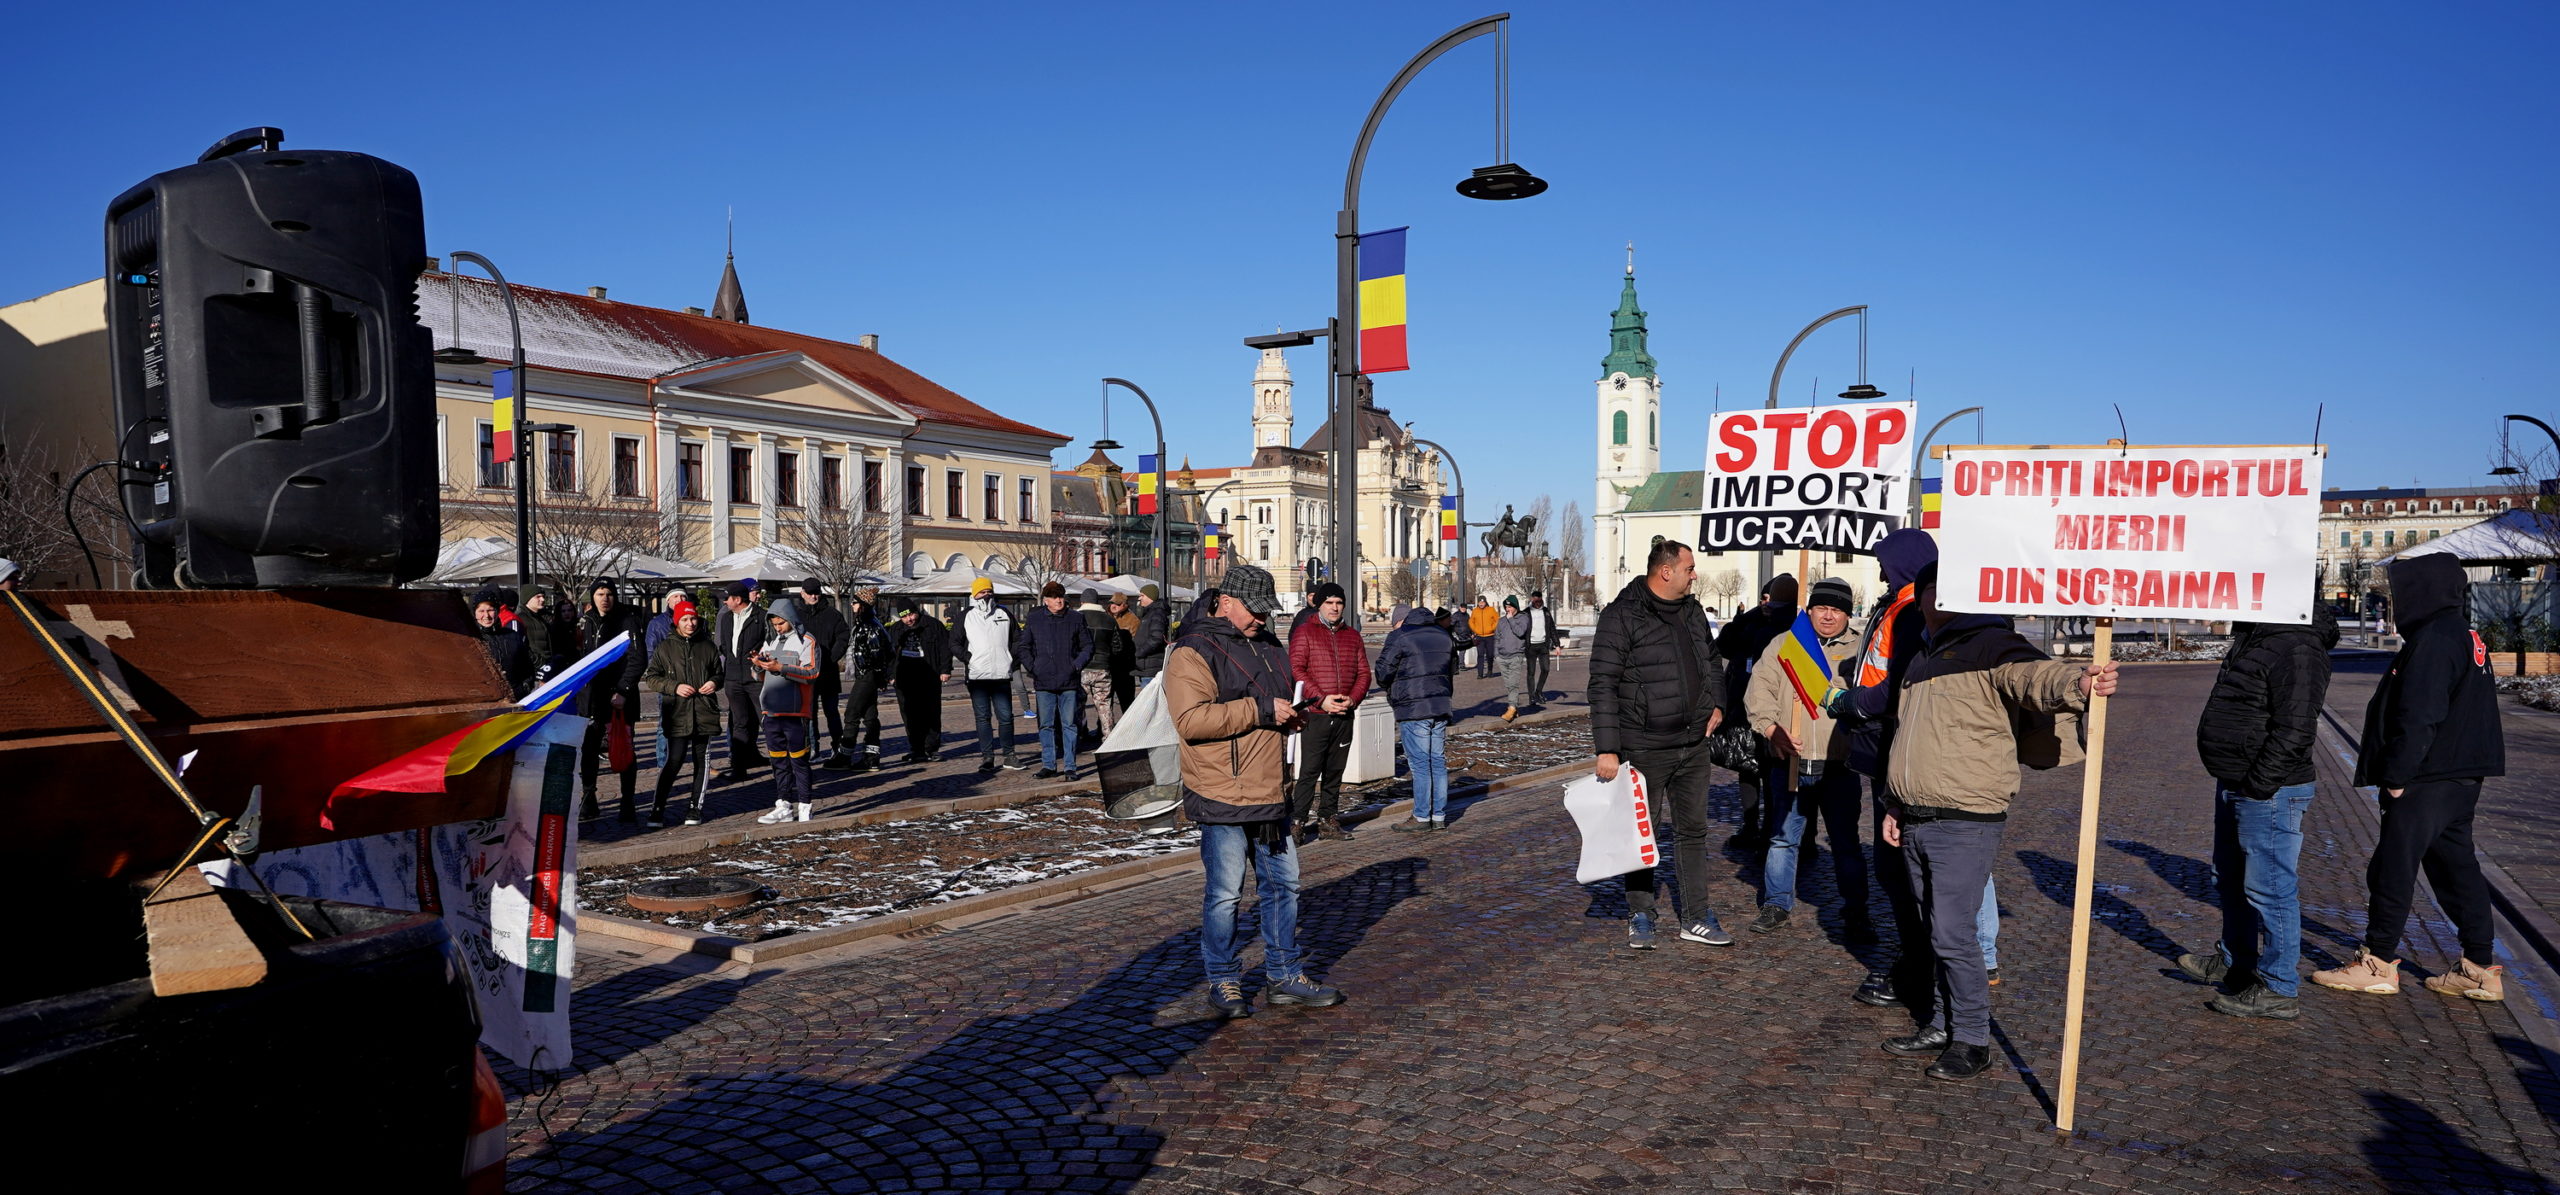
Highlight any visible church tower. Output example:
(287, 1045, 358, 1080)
(1251, 345, 1294, 448)
(1594, 245, 1661, 597)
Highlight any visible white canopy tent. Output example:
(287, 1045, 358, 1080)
(1101, 574, 1198, 601)
(699, 545, 895, 591)
(2381, 508, 2556, 568)
(438, 538, 710, 585)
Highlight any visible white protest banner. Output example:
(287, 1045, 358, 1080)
(1935, 445, 2324, 624)
(1700, 401, 1916, 553)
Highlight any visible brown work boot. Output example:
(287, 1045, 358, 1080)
(1501, 706, 1517, 722)
(2423, 959, 2505, 1002)
(2311, 948, 2402, 995)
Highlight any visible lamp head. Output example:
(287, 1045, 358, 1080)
(1455, 163, 1548, 201)
(2491, 465, 2525, 476)
(1837, 383, 1889, 402)
(1092, 438, 1125, 451)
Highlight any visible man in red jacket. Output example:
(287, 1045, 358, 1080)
(1289, 581, 1372, 840)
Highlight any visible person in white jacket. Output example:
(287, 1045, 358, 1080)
(949, 577, 1026, 770)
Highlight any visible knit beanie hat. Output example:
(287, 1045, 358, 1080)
(1310, 581, 1346, 606)
(1807, 578, 1856, 613)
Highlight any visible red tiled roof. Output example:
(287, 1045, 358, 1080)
(421, 273, 1065, 442)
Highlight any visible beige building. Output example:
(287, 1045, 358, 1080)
(2318, 484, 2516, 602)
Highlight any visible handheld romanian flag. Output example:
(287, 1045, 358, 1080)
(1774, 611, 1835, 718)
(1136, 454, 1160, 515)
(1357, 227, 1409, 373)
(1919, 475, 1942, 530)
(322, 632, 632, 825)
(491, 367, 519, 464)
(1203, 523, 1222, 561)
(1439, 495, 1458, 541)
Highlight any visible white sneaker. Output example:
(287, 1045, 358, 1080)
(755, 801, 794, 825)
(794, 802, 812, 822)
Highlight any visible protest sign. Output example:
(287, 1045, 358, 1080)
(1935, 445, 2324, 623)
(1700, 401, 1915, 553)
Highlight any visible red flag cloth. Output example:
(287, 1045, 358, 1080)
(606, 710, 635, 773)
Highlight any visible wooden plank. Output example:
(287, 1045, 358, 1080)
(2054, 619, 2113, 1133)
(143, 867, 270, 996)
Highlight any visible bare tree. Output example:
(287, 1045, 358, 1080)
(1559, 500, 1587, 575)
(1709, 568, 1745, 615)
(527, 464, 679, 592)
(771, 503, 898, 598)
(0, 426, 133, 588)
(1386, 567, 1420, 607)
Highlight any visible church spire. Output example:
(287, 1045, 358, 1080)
(710, 208, 749, 323)
(1601, 242, 1655, 380)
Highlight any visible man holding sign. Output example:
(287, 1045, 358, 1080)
(1743, 577, 1869, 937)
(1880, 563, 2116, 1080)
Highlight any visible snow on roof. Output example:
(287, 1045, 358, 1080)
(418, 273, 1065, 442)
(2382, 508, 2558, 564)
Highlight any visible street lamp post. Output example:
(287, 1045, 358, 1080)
(1759, 305, 1872, 586)
(1097, 378, 1168, 602)
(2490, 413, 2560, 653)
(1412, 436, 1468, 604)
(435, 252, 530, 584)
(1911, 405, 1985, 524)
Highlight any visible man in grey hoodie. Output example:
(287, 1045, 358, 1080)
(1496, 595, 1532, 721)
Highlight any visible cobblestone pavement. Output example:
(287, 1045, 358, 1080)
(2326, 654, 2560, 932)
(581, 649, 1589, 852)
(505, 661, 2559, 1192)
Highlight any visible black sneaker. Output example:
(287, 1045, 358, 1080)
(1853, 977, 1904, 1008)
(851, 752, 879, 773)
(1882, 1025, 1952, 1056)
(977, 759, 999, 775)
(1926, 1042, 1993, 1081)
(1000, 758, 1028, 771)
(821, 753, 855, 772)
(1750, 905, 1792, 934)
(2208, 981, 2301, 1020)
(2176, 950, 2229, 986)
(1206, 980, 1252, 1019)
(580, 798, 602, 820)
(1034, 767, 1059, 779)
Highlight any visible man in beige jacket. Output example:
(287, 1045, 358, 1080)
(1744, 577, 1870, 938)
(1165, 562, 1346, 1020)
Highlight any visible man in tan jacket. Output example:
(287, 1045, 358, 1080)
(1878, 563, 2117, 1081)
(1165, 562, 1346, 1020)
(1743, 577, 1869, 939)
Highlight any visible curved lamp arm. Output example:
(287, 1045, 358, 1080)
(1765, 305, 1866, 408)
(1343, 14, 1510, 211)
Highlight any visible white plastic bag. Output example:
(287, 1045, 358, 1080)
(1562, 765, 1657, 884)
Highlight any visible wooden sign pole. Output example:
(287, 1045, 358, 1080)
(2054, 616, 2113, 1133)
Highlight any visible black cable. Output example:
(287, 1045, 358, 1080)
(62, 461, 119, 588)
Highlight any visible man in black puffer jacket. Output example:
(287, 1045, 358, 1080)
(2314, 553, 2509, 1002)
(2177, 595, 2337, 1020)
(1589, 539, 1728, 950)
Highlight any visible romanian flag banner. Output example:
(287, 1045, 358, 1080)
(1920, 475, 1943, 529)
(1136, 454, 1160, 516)
(1357, 227, 1409, 374)
(492, 367, 519, 464)
(1203, 523, 1222, 561)
(1774, 611, 1835, 717)
(323, 632, 632, 824)
(1439, 495, 1459, 541)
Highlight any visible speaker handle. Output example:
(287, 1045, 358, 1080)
(293, 282, 337, 428)
(199, 127, 285, 163)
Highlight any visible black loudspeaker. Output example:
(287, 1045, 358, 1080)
(106, 126, 438, 588)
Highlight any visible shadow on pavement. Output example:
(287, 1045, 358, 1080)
(2359, 1090, 2558, 1194)
(2018, 848, 2185, 964)
(2106, 838, 2363, 971)
(2504, 1036, 2560, 1130)
(510, 856, 1431, 1192)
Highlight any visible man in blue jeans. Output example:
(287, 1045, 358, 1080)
(2182, 598, 2336, 1018)
(1744, 578, 1869, 937)
(1164, 564, 1343, 1018)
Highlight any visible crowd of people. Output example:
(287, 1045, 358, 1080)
(1178, 535, 2510, 1091)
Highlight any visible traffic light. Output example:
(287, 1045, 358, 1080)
(106, 126, 438, 587)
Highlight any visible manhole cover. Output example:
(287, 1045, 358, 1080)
(626, 876, 764, 913)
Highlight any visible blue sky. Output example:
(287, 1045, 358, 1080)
(7, 2, 2554, 532)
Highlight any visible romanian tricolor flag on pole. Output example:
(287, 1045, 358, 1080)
(1357, 227, 1409, 373)
(322, 632, 632, 826)
(1439, 495, 1458, 542)
(1919, 475, 1943, 530)
(491, 367, 519, 464)
(1203, 524, 1222, 561)
(1136, 454, 1160, 515)
(1773, 611, 1837, 718)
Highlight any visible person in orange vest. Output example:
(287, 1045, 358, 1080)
(1467, 596, 1501, 679)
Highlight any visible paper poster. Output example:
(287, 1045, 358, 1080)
(1933, 445, 2323, 624)
(1700, 401, 1916, 553)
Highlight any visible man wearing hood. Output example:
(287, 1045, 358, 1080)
(1166, 563, 1344, 1018)
(1718, 574, 1801, 850)
(1826, 530, 1947, 1014)
(752, 598, 823, 824)
(2313, 554, 2508, 1002)
(2179, 591, 2339, 1019)
(950, 577, 1026, 772)
(1375, 603, 1456, 831)
(1589, 540, 1729, 950)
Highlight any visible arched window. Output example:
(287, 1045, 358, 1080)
(1648, 411, 1657, 447)
(943, 552, 968, 570)
(1020, 556, 1037, 574)
(1611, 410, 1628, 446)
(906, 551, 934, 576)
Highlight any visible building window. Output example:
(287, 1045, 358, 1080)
(679, 442, 704, 500)
(946, 470, 965, 519)
(2430, 529, 2441, 539)
(1019, 477, 1036, 523)
(985, 473, 1002, 522)
(729, 446, 755, 504)
(863, 460, 884, 512)
(612, 436, 642, 497)
(2384, 530, 2394, 547)
(821, 457, 845, 510)
(906, 466, 927, 516)
(436, 414, 449, 486)
(1612, 410, 1628, 446)
(2363, 530, 2374, 546)
(542, 428, 577, 493)
(1649, 411, 1657, 447)
(2339, 531, 2350, 547)
(775, 450, 801, 507)
(475, 421, 507, 488)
